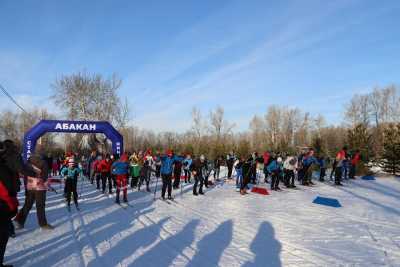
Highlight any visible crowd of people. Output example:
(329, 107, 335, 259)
(0, 138, 363, 267)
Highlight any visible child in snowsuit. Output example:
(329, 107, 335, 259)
(111, 154, 130, 204)
(61, 159, 81, 211)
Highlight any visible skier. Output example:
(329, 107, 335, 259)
(349, 150, 361, 179)
(51, 158, 59, 177)
(190, 155, 207, 196)
(138, 151, 154, 192)
(334, 147, 347, 186)
(159, 150, 183, 200)
(267, 157, 283, 191)
(240, 156, 253, 195)
(173, 154, 183, 189)
(213, 155, 223, 182)
(226, 152, 235, 179)
(1, 140, 39, 267)
(234, 157, 244, 191)
(61, 159, 81, 211)
(183, 154, 192, 183)
(318, 156, 327, 182)
(15, 154, 53, 230)
(263, 151, 271, 183)
(129, 152, 141, 189)
(93, 155, 102, 189)
(283, 155, 298, 188)
(111, 153, 130, 204)
(99, 155, 113, 194)
(154, 151, 162, 179)
(299, 149, 318, 186)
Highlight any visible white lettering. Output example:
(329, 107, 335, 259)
(89, 124, 96, 131)
(62, 123, 69, 130)
(75, 124, 82, 130)
(82, 124, 89, 130)
(69, 124, 75, 130)
(54, 123, 98, 131)
(55, 123, 62, 130)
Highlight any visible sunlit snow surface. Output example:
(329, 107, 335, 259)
(6, 170, 400, 267)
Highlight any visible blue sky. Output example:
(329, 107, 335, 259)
(1, 0, 399, 132)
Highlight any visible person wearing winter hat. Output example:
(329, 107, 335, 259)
(111, 154, 130, 204)
(190, 155, 208, 196)
(61, 158, 81, 211)
(159, 150, 183, 200)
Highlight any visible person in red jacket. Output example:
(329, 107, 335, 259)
(334, 146, 347, 186)
(99, 155, 113, 194)
(92, 155, 102, 189)
(349, 150, 361, 179)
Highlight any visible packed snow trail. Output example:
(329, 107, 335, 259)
(5, 173, 400, 267)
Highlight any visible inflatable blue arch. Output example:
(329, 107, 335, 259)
(23, 120, 123, 161)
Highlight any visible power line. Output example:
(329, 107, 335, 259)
(0, 83, 30, 114)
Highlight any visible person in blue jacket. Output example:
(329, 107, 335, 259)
(267, 157, 283, 191)
(61, 159, 81, 211)
(300, 149, 318, 186)
(111, 154, 130, 204)
(159, 150, 183, 200)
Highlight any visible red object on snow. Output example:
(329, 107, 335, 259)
(251, 186, 269, 195)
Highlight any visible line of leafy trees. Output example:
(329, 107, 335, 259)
(0, 72, 399, 174)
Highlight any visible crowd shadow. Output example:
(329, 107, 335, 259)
(352, 180, 400, 200)
(337, 186, 400, 217)
(130, 219, 200, 267)
(186, 220, 233, 267)
(7, 178, 156, 266)
(242, 222, 282, 267)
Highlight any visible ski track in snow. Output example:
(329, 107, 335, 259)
(5, 170, 400, 267)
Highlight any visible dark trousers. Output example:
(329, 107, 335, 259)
(96, 173, 101, 189)
(184, 169, 191, 183)
(335, 167, 343, 185)
(173, 169, 182, 188)
(213, 167, 220, 180)
(0, 223, 9, 265)
(138, 174, 150, 191)
(193, 174, 204, 194)
(155, 165, 161, 178)
(16, 190, 48, 227)
(131, 176, 139, 188)
(65, 179, 78, 206)
(161, 174, 172, 198)
(101, 172, 112, 194)
(271, 172, 280, 190)
(319, 168, 326, 181)
(349, 164, 356, 179)
(284, 169, 295, 186)
(227, 164, 233, 178)
(240, 173, 250, 190)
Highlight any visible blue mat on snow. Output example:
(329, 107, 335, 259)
(313, 196, 342, 208)
(361, 175, 375, 180)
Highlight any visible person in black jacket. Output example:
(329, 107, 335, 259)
(0, 140, 38, 267)
(226, 152, 235, 179)
(190, 155, 207, 195)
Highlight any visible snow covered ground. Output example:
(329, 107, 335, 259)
(5, 170, 400, 267)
